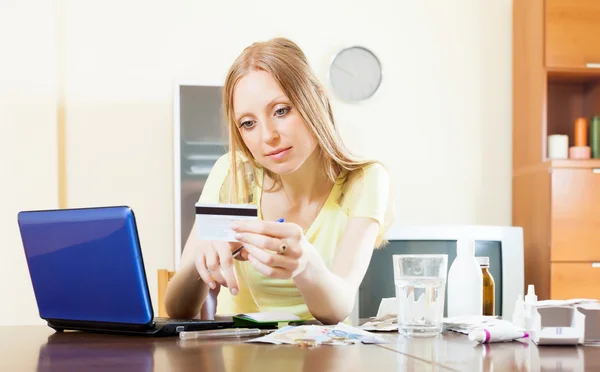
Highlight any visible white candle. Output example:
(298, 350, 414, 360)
(548, 135, 568, 159)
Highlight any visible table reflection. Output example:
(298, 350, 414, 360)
(26, 325, 600, 372)
(173, 337, 395, 372)
(535, 345, 585, 372)
(34, 331, 411, 372)
(36, 332, 155, 372)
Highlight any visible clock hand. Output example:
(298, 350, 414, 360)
(334, 65, 356, 77)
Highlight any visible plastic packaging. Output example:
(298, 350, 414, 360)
(468, 328, 529, 344)
(477, 256, 495, 316)
(512, 294, 525, 328)
(447, 240, 483, 317)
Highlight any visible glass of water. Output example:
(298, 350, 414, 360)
(393, 254, 448, 337)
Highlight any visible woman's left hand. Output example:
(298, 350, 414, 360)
(230, 220, 310, 279)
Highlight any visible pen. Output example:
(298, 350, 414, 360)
(179, 328, 274, 340)
(232, 218, 285, 258)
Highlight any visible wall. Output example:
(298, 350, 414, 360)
(1, 0, 512, 326)
(0, 1, 59, 327)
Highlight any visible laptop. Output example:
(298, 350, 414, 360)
(17, 205, 234, 336)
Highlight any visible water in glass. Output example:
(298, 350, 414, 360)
(395, 276, 446, 337)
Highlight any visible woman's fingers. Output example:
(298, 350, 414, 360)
(235, 232, 279, 252)
(204, 247, 227, 287)
(231, 220, 302, 240)
(235, 232, 301, 259)
(247, 254, 289, 279)
(215, 245, 239, 295)
(195, 253, 216, 290)
(243, 244, 299, 272)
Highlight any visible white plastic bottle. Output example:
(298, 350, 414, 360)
(525, 284, 537, 310)
(524, 284, 538, 330)
(447, 239, 483, 318)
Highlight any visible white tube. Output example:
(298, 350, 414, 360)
(468, 328, 529, 343)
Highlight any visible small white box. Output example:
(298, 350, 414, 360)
(530, 302, 600, 345)
(530, 306, 584, 345)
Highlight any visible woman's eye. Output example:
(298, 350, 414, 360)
(239, 120, 254, 129)
(274, 106, 290, 117)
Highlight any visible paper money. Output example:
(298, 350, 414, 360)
(246, 323, 387, 345)
(360, 314, 398, 332)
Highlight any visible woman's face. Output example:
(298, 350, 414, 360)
(233, 70, 318, 175)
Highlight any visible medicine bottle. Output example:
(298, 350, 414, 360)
(476, 256, 495, 316)
(447, 240, 483, 317)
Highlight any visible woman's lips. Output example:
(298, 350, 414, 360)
(266, 147, 292, 160)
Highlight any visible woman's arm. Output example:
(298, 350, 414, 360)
(232, 164, 391, 324)
(293, 217, 379, 324)
(164, 224, 211, 319)
(294, 163, 392, 323)
(163, 223, 239, 319)
(233, 217, 380, 324)
(166, 152, 246, 318)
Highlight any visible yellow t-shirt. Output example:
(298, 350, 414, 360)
(197, 152, 392, 319)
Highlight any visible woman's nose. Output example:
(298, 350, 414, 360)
(261, 119, 280, 143)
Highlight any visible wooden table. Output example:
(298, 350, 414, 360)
(1, 326, 598, 371)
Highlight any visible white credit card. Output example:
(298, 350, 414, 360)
(195, 203, 258, 242)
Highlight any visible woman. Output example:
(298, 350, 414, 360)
(165, 37, 394, 324)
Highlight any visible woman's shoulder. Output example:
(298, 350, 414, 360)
(359, 161, 389, 179)
(341, 161, 390, 193)
(203, 152, 233, 184)
(211, 151, 252, 167)
(199, 151, 258, 204)
(338, 161, 392, 209)
(208, 151, 257, 178)
(338, 161, 394, 247)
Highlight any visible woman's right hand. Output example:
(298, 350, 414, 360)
(194, 241, 243, 296)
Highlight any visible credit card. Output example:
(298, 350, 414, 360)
(195, 203, 258, 242)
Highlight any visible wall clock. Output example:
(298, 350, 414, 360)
(329, 46, 382, 102)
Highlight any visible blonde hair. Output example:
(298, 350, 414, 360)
(222, 37, 380, 201)
(221, 37, 395, 247)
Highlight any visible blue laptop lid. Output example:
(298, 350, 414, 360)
(17, 206, 153, 325)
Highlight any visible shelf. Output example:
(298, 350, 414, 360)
(186, 166, 212, 176)
(183, 140, 227, 147)
(186, 154, 221, 161)
(546, 80, 600, 149)
(547, 159, 600, 169)
(547, 67, 600, 83)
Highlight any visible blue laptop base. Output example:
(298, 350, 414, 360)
(17, 206, 233, 336)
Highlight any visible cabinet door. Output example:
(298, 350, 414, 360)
(546, 0, 600, 69)
(551, 167, 600, 261)
(551, 263, 600, 299)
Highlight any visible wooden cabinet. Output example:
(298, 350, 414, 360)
(545, 0, 600, 70)
(513, 0, 600, 301)
(551, 263, 600, 300)
(551, 167, 600, 262)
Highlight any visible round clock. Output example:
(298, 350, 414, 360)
(329, 46, 382, 102)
